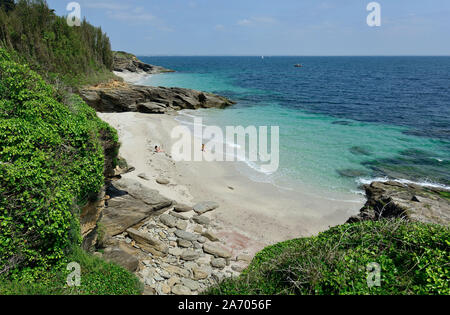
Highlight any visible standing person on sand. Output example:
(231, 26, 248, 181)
(201, 144, 206, 152)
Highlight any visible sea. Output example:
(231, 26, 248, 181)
(138, 56, 450, 197)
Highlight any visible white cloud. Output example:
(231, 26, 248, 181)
(237, 17, 277, 27)
(214, 24, 225, 31)
(84, 1, 128, 11)
(82, 0, 171, 30)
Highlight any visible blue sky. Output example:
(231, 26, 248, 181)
(47, 0, 450, 56)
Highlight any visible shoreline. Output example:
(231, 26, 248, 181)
(98, 110, 364, 257)
(104, 71, 365, 256)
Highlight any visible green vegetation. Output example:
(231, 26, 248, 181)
(113, 51, 138, 60)
(207, 219, 450, 295)
(439, 191, 450, 201)
(0, 49, 141, 294)
(0, 48, 114, 278)
(0, 1, 142, 295)
(0, 248, 142, 295)
(0, 0, 116, 86)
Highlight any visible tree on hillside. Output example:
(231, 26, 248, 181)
(0, 0, 15, 13)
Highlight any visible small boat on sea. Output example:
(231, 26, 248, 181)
(294, 64, 303, 68)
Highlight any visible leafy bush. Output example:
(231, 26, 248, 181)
(206, 219, 450, 295)
(0, 48, 118, 279)
(0, 247, 143, 295)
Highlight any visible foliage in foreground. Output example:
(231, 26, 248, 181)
(0, 247, 142, 295)
(0, 48, 118, 280)
(206, 219, 450, 295)
(0, 0, 115, 86)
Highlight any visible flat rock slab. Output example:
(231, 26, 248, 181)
(172, 284, 192, 295)
(102, 247, 139, 272)
(180, 250, 200, 261)
(174, 230, 198, 242)
(126, 228, 168, 254)
(203, 243, 232, 258)
(101, 194, 156, 236)
(192, 215, 210, 226)
(193, 201, 219, 214)
(113, 178, 173, 208)
(101, 178, 172, 236)
(169, 211, 188, 220)
(202, 230, 219, 242)
(160, 213, 177, 228)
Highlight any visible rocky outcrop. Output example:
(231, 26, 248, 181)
(348, 181, 450, 225)
(79, 83, 235, 114)
(92, 173, 250, 295)
(113, 51, 174, 74)
(101, 178, 173, 237)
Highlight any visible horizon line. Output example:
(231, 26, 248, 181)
(134, 54, 450, 57)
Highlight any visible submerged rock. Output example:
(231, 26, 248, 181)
(337, 168, 369, 178)
(349, 146, 372, 156)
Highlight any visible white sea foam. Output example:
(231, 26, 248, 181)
(356, 177, 450, 190)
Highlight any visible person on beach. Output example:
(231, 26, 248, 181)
(201, 144, 206, 152)
(155, 145, 164, 153)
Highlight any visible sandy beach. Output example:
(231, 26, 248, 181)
(98, 110, 364, 257)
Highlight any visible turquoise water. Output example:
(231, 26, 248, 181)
(139, 56, 450, 195)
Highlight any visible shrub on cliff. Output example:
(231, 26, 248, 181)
(207, 219, 449, 295)
(0, 48, 118, 280)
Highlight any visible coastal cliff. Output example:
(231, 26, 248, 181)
(113, 51, 174, 75)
